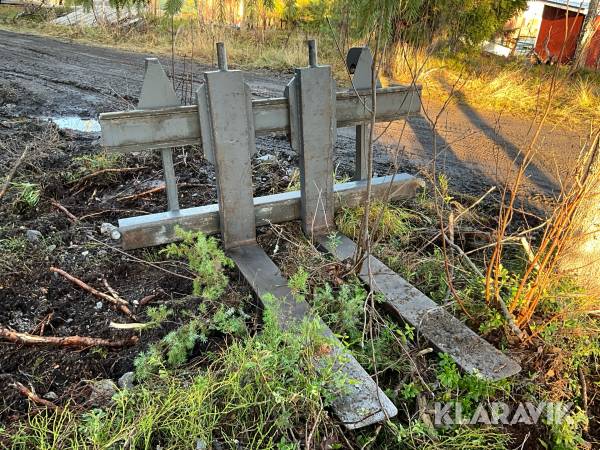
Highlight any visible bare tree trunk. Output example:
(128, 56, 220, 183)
(573, 0, 599, 70)
(559, 134, 600, 293)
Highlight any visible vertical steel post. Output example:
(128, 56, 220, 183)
(160, 148, 180, 211)
(196, 43, 256, 249)
(354, 123, 370, 181)
(345, 47, 379, 181)
(287, 40, 336, 238)
(138, 57, 181, 212)
(307, 39, 317, 68)
(216, 42, 228, 71)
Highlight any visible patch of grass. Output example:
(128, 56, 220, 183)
(0, 5, 22, 22)
(364, 420, 512, 450)
(0, 235, 28, 256)
(0, 234, 31, 273)
(11, 181, 40, 209)
(65, 152, 123, 183)
(435, 353, 511, 412)
(311, 277, 367, 338)
(388, 48, 600, 126)
(385, 245, 449, 303)
(354, 319, 414, 378)
(209, 304, 248, 338)
(336, 202, 414, 242)
(543, 407, 589, 450)
(6, 312, 346, 449)
(74, 152, 122, 172)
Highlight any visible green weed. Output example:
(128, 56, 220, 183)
(357, 418, 511, 449)
(336, 202, 414, 241)
(0, 236, 28, 256)
(161, 227, 234, 300)
(389, 246, 448, 303)
(210, 305, 248, 338)
(134, 318, 207, 380)
(312, 279, 366, 339)
(145, 304, 173, 327)
(74, 152, 121, 173)
(354, 320, 413, 379)
(542, 407, 588, 450)
(288, 266, 309, 301)
(7, 312, 345, 449)
(435, 353, 511, 414)
(11, 182, 40, 209)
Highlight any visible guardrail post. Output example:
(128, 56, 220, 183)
(138, 58, 181, 212)
(286, 39, 336, 238)
(345, 47, 381, 181)
(196, 43, 257, 249)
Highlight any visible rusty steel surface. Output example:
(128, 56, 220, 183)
(318, 234, 521, 381)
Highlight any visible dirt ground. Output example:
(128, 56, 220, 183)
(0, 28, 593, 440)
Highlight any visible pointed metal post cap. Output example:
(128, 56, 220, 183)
(138, 58, 180, 109)
(345, 47, 382, 90)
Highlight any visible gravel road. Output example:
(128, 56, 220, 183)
(0, 28, 586, 200)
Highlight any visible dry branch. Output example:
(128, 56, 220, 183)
(29, 312, 54, 336)
(117, 185, 165, 202)
(139, 293, 159, 306)
(109, 321, 148, 330)
(50, 199, 79, 223)
(1, 327, 139, 348)
(12, 381, 59, 410)
(102, 279, 128, 305)
(0, 144, 31, 202)
(78, 208, 150, 221)
(50, 267, 134, 318)
(70, 167, 145, 191)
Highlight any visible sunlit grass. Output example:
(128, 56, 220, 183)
(388, 47, 600, 127)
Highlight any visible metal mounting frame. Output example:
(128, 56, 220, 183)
(98, 40, 520, 430)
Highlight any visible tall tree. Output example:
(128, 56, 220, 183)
(573, 0, 599, 70)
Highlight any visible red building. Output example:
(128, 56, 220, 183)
(533, 1, 600, 68)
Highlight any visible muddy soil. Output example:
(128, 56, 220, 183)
(0, 114, 295, 424)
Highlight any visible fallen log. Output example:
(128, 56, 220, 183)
(0, 327, 139, 348)
(50, 267, 134, 318)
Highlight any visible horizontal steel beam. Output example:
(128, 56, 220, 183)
(118, 173, 424, 249)
(99, 85, 421, 153)
(318, 234, 522, 381)
(229, 244, 397, 428)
